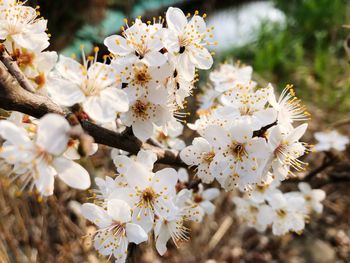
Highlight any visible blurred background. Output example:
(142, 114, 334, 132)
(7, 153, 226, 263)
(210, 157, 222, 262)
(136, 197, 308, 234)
(1, 0, 350, 262)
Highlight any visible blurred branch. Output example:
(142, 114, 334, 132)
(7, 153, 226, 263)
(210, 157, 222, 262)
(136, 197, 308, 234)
(331, 117, 350, 127)
(302, 152, 339, 182)
(0, 50, 185, 167)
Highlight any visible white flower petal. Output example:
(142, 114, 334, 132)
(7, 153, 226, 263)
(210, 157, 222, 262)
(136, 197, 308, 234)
(155, 223, 171, 256)
(0, 120, 31, 145)
(126, 223, 148, 244)
(104, 35, 133, 55)
(107, 199, 131, 223)
(152, 168, 178, 196)
(132, 120, 154, 142)
(142, 51, 167, 67)
(100, 88, 129, 113)
(81, 203, 112, 228)
(83, 96, 115, 124)
(136, 150, 157, 170)
(36, 114, 70, 155)
(200, 200, 216, 215)
(189, 46, 213, 70)
(53, 157, 91, 190)
(202, 188, 220, 201)
(34, 160, 56, 196)
(166, 7, 187, 33)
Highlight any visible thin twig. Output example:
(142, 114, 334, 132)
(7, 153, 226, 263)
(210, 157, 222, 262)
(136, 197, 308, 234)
(0, 48, 36, 93)
(302, 152, 338, 182)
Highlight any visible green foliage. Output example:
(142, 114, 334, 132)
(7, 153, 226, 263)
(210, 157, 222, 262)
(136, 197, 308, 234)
(221, 0, 350, 118)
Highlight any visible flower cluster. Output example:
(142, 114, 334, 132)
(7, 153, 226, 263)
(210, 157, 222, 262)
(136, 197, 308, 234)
(180, 62, 326, 234)
(0, 113, 91, 195)
(45, 7, 214, 141)
(81, 150, 219, 261)
(0, 0, 56, 91)
(181, 62, 312, 191)
(233, 179, 325, 235)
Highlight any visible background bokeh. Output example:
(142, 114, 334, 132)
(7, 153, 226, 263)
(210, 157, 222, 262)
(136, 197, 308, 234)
(1, 0, 350, 262)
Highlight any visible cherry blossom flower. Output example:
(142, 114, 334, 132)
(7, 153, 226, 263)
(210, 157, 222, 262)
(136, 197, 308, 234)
(258, 192, 306, 235)
(47, 50, 128, 124)
(104, 18, 166, 67)
(153, 119, 186, 150)
(0, 114, 90, 195)
(110, 152, 178, 232)
(203, 122, 271, 191)
(120, 97, 173, 141)
(314, 130, 349, 151)
(268, 123, 309, 180)
(154, 194, 190, 256)
(116, 61, 172, 104)
(191, 184, 220, 216)
(164, 7, 214, 81)
(81, 199, 148, 263)
(64, 139, 98, 160)
(249, 173, 281, 203)
(210, 63, 255, 92)
(4, 44, 58, 91)
(290, 182, 326, 214)
(269, 84, 310, 131)
(233, 197, 268, 232)
(180, 137, 217, 184)
(0, 1, 49, 51)
(219, 86, 277, 130)
(197, 87, 220, 111)
(166, 70, 195, 109)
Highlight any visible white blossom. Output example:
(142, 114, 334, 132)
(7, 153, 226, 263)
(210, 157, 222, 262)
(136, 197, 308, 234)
(120, 97, 173, 141)
(47, 52, 129, 124)
(0, 1, 49, 51)
(233, 196, 268, 232)
(210, 63, 255, 92)
(269, 84, 310, 131)
(111, 151, 178, 232)
(164, 7, 214, 81)
(104, 18, 166, 67)
(0, 114, 90, 195)
(267, 123, 308, 180)
(257, 192, 306, 235)
(81, 199, 148, 263)
(290, 183, 326, 214)
(314, 130, 349, 151)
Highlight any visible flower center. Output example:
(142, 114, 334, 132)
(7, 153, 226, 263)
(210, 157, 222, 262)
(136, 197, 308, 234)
(203, 151, 215, 164)
(230, 142, 248, 161)
(134, 66, 151, 86)
(193, 194, 203, 203)
(249, 205, 258, 214)
(256, 184, 268, 193)
(111, 220, 126, 236)
(239, 106, 253, 116)
(137, 187, 158, 209)
(304, 195, 312, 201)
(132, 100, 149, 119)
(157, 131, 168, 142)
(276, 209, 287, 218)
(12, 48, 34, 68)
(36, 147, 53, 164)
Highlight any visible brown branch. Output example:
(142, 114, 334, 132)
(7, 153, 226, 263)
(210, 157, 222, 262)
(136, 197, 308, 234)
(0, 62, 185, 167)
(302, 152, 338, 182)
(0, 48, 36, 93)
